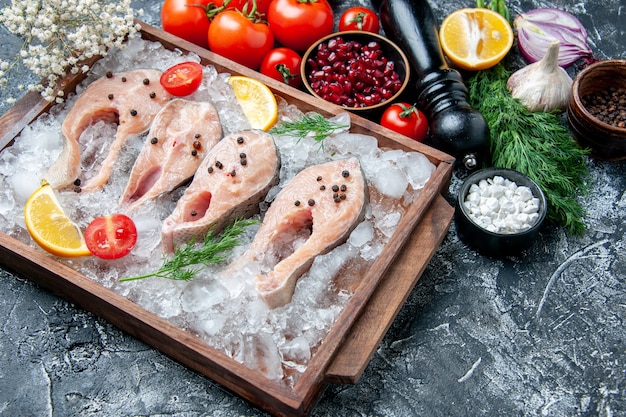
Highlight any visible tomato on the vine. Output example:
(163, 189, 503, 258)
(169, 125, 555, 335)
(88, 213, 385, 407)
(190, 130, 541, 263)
(338, 6, 380, 33)
(160, 61, 204, 97)
(208, 8, 274, 70)
(260, 48, 303, 88)
(380, 103, 429, 142)
(161, 0, 224, 49)
(84, 214, 138, 260)
(267, 0, 334, 52)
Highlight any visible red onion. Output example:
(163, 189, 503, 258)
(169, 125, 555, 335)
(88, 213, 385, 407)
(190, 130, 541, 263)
(514, 8, 594, 68)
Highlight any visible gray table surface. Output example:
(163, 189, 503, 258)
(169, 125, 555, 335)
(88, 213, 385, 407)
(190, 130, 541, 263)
(1, 0, 625, 416)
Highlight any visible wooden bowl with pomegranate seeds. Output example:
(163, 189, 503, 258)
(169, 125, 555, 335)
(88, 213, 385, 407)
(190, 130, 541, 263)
(301, 31, 410, 114)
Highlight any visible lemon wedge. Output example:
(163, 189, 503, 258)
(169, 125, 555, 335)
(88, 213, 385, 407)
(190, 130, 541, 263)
(439, 8, 513, 71)
(228, 76, 278, 131)
(24, 180, 91, 257)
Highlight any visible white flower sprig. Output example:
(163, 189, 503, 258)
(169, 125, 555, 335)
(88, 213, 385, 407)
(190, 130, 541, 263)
(0, 0, 142, 104)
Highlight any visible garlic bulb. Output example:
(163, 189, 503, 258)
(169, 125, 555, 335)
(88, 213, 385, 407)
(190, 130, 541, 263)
(507, 41, 573, 112)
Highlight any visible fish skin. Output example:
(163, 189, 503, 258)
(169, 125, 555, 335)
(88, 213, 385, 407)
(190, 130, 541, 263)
(161, 130, 281, 254)
(45, 69, 171, 191)
(120, 99, 222, 210)
(245, 157, 368, 309)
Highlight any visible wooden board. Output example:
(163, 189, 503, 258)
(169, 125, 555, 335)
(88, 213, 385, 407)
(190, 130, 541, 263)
(0, 21, 455, 417)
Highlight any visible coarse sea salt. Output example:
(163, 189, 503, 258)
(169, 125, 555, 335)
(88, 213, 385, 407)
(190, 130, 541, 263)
(464, 175, 541, 234)
(0, 37, 437, 385)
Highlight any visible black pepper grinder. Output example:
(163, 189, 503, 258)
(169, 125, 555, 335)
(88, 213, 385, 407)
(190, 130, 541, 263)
(373, 0, 491, 170)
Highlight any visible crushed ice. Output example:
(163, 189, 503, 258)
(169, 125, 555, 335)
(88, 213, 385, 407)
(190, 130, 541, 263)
(0, 38, 436, 386)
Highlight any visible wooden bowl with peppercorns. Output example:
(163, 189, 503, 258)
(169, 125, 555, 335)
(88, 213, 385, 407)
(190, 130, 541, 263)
(567, 59, 626, 160)
(300, 31, 410, 115)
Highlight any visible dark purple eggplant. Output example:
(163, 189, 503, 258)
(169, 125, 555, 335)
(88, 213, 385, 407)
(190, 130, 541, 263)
(372, 0, 491, 169)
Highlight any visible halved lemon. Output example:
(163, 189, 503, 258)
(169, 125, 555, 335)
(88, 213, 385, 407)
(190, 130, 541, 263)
(439, 8, 514, 71)
(24, 180, 91, 257)
(228, 75, 278, 131)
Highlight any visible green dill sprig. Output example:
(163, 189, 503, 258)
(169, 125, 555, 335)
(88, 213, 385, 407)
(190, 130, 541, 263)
(467, 63, 589, 235)
(269, 113, 349, 146)
(120, 218, 258, 282)
(476, 0, 511, 22)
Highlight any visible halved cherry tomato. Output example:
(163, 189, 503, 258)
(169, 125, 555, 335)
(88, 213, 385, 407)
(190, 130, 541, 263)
(160, 62, 204, 97)
(84, 214, 138, 260)
(338, 6, 380, 33)
(208, 8, 274, 70)
(260, 47, 303, 88)
(380, 103, 429, 142)
(161, 0, 225, 49)
(267, 0, 334, 52)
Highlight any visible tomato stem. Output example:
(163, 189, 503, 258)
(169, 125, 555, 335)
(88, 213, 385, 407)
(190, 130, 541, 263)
(398, 103, 418, 118)
(275, 63, 297, 85)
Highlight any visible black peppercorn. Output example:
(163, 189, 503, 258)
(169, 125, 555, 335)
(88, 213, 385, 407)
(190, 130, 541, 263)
(208, 166, 214, 173)
(143, 78, 150, 85)
(108, 93, 114, 100)
(150, 137, 158, 144)
(308, 199, 315, 206)
(130, 109, 137, 116)
(191, 149, 198, 156)
(121, 77, 127, 82)
(342, 170, 350, 178)
(106, 71, 113, 78)
(583, 87, 626, 128)
(149, 92, 156, 99)
(237, 136, 244, 144)
(295, 200, 301, 206)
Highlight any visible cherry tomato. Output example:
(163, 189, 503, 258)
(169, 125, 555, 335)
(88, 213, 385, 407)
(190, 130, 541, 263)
(84, 214, 138, 260)
(161, 0, 224, 49)
(208, 9, 274, 70)
(338, 6, 380, 33)
(380, 103, 429, 142)
(260, 47, 303, 88)
(160, 61, 204, 97)
(267, 0, 334, 52)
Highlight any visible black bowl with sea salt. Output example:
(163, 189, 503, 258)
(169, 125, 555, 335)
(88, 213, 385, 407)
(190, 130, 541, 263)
(455, 167, 547, 257)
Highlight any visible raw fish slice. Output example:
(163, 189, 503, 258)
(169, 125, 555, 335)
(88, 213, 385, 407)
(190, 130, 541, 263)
(245, 157, 368, 309)
(120, 99, 222, 210)
(161, 130, 281, 253)
(45, 69, 171, 190)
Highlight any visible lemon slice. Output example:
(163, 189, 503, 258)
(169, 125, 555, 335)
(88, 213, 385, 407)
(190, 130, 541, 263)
(439, 8, 513, 71)
(24, 180, 91, 257)
(228, 76, 278, 131)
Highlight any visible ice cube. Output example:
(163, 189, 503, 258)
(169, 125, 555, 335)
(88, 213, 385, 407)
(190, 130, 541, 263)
(349, 221, 374, 247)
(181, 279, 229, 313)
(368, 161, 408, 199)
(242, 332, 283, 380)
